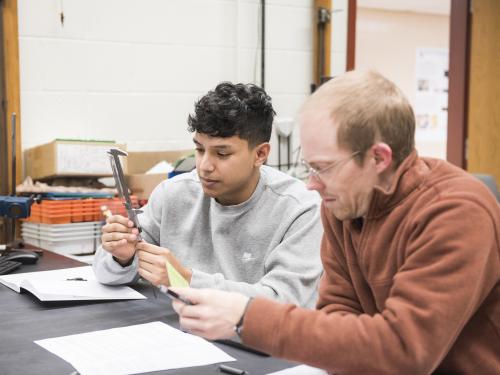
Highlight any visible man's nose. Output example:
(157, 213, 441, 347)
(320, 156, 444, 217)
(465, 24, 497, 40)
(306, 174, 324, 191)
(199, 153, 215, 172)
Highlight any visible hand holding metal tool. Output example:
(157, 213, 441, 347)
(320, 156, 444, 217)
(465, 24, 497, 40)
(107, 148, 158, 298)
(107, 148, 144, 240)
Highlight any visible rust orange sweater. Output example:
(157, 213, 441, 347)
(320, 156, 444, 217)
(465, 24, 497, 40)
(242, 152, 500, 375)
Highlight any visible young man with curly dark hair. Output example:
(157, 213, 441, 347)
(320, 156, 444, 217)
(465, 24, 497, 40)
(93, 82, 323, 308)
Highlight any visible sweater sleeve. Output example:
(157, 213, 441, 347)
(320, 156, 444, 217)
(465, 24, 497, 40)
(92, 246, 140, 285)
(190, 204, 324, 308)
(241, 198, 499, 374)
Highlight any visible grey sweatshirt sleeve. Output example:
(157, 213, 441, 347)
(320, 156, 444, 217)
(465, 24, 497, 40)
(190, 207, 323, 308)
(92, 246, 140, 285)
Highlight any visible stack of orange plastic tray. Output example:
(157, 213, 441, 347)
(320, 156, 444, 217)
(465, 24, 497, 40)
(25, 196, 139, 224)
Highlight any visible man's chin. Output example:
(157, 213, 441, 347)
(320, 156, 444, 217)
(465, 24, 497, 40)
(325, 205, 349, 221)
(201, 186, 216, 196)
(201, 185, 221, 199)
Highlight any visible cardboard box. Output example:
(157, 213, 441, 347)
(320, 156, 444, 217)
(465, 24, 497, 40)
(25, 140, 126, 180)
(126, 150, 193, 199)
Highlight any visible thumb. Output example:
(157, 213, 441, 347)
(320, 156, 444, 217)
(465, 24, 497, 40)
(170, 287, 210, 304)
(135, 240, 154, 252)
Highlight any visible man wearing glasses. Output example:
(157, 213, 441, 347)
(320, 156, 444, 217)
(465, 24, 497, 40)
(171, 71, 500, 374)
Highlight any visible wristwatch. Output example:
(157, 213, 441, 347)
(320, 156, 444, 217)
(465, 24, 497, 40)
(234, 297, 253, 338)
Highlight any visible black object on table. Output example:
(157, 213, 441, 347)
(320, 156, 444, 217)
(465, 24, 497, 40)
(0, 250, 294, 374)
(0, 257, 22, 275)
(1, 250, 40, 265)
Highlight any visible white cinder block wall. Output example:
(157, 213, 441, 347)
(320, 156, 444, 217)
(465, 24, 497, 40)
(18, 0, 349, 168)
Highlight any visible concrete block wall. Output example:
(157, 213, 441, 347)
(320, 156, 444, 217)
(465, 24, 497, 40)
(19, 0, 348, 167)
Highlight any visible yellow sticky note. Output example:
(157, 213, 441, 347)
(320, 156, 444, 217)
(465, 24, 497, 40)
(166, 260, 189, 287)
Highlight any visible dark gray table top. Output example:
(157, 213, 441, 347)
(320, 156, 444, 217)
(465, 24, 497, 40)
(0, 251, 294, 375)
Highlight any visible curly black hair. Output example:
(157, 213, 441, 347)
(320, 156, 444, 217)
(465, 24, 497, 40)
(187, 82, 275, 147)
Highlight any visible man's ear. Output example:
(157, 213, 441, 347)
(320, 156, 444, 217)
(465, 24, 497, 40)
(254, 142, 271, 166)
(371, 142, 393, 173)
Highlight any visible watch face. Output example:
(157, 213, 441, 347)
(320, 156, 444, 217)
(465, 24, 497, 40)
(234, 297, 253, 338)
(235, 324, 243, 338)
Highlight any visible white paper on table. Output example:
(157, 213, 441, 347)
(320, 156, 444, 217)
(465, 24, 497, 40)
(0, 266, 145, 301)
(32, 279, 143, 299)
(35, 321, 235, 375)
(267, 364, 329, 374)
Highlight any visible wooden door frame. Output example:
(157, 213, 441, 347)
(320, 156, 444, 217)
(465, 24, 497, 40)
(346, 0, 356, 71)
(313, 0, 332, 86)
(1, 0, 21, 192)
(447, 0, 470, 168)
(0, 3, 7, 196)
(0, 0, 20, 244)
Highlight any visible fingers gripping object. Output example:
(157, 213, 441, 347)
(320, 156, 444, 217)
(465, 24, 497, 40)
(107, 148, 144, 240)
(107, 148, 159, 298)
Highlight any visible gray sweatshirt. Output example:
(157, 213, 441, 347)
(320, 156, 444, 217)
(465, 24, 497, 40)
(93, 166, 323, 307)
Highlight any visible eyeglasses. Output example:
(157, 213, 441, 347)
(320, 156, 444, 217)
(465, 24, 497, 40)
(300, 151, 360, 181)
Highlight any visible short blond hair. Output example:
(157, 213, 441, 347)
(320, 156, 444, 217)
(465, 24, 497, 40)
(301, 70, 415, 166)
